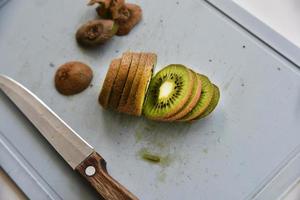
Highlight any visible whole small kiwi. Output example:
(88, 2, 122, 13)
(76, 19, 118, 47)
(55, 61, 93, 95)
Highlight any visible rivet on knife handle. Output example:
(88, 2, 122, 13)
(76, 151, 139, 200)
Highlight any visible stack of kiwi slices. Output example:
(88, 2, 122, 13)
(99, 52, 220, 122)
(143, 64, 220, 122)
(99, 52, 157, 116)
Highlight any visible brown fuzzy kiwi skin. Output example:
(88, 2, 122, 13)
(95, 5, 130, 21)
(96, 5, 112, 19)
(116, 3, 142, 36)
(133, 53, 157, 116)
(111, 5, 131, 23)
(89, 0, 127, 20)
(88, 0, 125, 10)
(118, 53, 141, 113)
(123, 53, 148, 115)
(88, 0, 111, 8)
(76, 19, 118, 47)
(98, 58, 121, 108)
(55, 61, 93, 96)
(87, 0, 141, 36)
(164, 70, 202, 121)
(109, 52, 133, 110)
(110, 0, 127, 20)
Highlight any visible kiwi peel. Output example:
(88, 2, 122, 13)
(118, 52, 141, 113)
(76, 19, 118, 47)
(116, 3, 142, 36)
(123, 53, 148, 115)
(88, 0, 111, 8)
(143, 64, 193, 120)
(98, 58, 121, 108)
(132, 53, 156, 116)
(109, 52, 132, 109)
(88, 0, 142, 36)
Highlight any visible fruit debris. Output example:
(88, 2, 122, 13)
(88, 0, 142, 36)
(76, 19, 118, 47)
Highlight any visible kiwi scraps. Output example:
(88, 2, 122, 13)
(76, 0, 143, 47)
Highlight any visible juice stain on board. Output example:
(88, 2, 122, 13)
(134, 121, 189, 183)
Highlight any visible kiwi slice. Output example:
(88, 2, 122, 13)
(123, 53, 148, 115)
(179, 74, 214, 121)
(118, 52, 141, 112)
(143, 64, 193, 120)
(165, 70, 202, 121)
(98, 58, 121, 108)
(109, 52, 132, 109)
(194, 84, 220, 120)
(133, 53, 157, 116)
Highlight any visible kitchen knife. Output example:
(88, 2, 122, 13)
(0, 74, 138, 200)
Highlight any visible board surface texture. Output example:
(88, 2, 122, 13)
(0, 0, 300, 199)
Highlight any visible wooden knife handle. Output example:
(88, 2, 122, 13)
(75, 151, 138, 200)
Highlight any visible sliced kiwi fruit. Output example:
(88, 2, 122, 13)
(118, 52, 141, 112)
(143, 64, 194, 120)
(132, 53, 157, 116)
(109, 52, 132, 109)
(179, 74, 214, 122)
(123, 53, 148, 115)
(165, 70, 202, 121)
(193, 84, 220, 120)
(98, 58, 121, 108)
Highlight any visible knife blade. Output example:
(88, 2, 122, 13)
(0, 74, 138, 200)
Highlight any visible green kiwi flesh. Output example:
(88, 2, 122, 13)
(143, 64, 193, 120)
(165, 70, 201, 121)
(194, 84, 220, 120)
(179, 74, 214, 121)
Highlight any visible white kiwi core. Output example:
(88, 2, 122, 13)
(159, 81, 174, 99)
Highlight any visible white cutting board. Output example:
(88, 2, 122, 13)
(0, 0, 300, 199)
